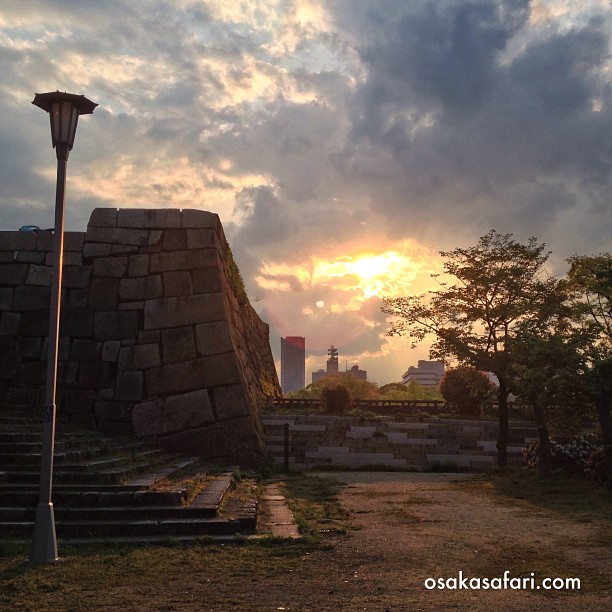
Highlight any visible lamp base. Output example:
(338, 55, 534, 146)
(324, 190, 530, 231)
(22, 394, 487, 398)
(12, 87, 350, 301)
(29, 502, 58, 563)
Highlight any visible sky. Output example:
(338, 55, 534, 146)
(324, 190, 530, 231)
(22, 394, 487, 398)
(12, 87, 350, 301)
(1, 0, 611, 385)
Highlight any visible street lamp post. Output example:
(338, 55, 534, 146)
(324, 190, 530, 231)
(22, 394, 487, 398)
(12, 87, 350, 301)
(29, 91, 97, 563)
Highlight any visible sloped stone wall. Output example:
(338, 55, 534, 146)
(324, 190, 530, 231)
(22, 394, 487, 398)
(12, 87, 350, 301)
(0, 208, 280, 465)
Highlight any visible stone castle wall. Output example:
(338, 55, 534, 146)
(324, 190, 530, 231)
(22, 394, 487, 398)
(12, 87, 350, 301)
(263, 414, 537, 470)
(0, 208, 280, 465)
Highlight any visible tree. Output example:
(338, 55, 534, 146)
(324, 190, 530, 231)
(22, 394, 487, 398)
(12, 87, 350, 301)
(382, 230, 562, 467)
(289, 375, 379, 401)
(565, 253, 612, 480)
(379, 383, 409, 395)
(321, 384, 352, 414)
(440, 367, 494, 417)
(509, 332, 589, 474)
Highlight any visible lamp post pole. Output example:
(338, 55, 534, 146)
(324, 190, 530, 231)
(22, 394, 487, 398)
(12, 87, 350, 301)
(29, 92, 97, 563)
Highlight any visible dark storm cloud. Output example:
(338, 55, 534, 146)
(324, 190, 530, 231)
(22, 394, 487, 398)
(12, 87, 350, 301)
(328, 0, 612, 254)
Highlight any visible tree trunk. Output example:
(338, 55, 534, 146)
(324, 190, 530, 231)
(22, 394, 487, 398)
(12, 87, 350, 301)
(597, 391, 612, 484)
(532, 402, 552, 475)
(496, 380, 510, 469)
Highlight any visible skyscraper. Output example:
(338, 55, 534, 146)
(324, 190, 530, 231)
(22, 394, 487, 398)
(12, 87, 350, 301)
(281, 336, 305, 393)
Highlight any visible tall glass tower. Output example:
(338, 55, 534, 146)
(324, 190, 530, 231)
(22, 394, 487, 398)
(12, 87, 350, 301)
(281, 336, 305, 393)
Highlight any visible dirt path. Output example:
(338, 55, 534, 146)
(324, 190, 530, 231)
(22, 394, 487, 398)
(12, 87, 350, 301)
(3, 472, 610, 611)
(296, 472, 611, 611)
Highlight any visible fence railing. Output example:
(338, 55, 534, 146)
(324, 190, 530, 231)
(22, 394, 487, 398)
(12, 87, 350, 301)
(268, 397, 529, 418)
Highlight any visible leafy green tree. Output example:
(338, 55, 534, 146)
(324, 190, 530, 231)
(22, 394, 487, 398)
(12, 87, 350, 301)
(288, 375, 379, 401)
(321, 384, 352, 414)
(379, 383, 409, 395)
(565, 253, 612, 479)
(382, 230, 562, 467)
(509, 332, 589, 474)
(440, 367, 494, 417)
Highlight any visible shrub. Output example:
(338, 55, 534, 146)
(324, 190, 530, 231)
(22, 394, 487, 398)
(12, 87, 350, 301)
(522, 432, 604, 480)
(440, 366, 494, 417)
(321, 384, 352, 414)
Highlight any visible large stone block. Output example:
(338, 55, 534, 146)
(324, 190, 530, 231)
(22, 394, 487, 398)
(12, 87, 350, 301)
(162, 229, 187, 251)
(117, 208, 182, 229)
(110, 244, 139, 255)
(24, 265, 51, 286)
(64, 232, 85, 252)
(71, 339, 101, 362)
(16, 251, 46, 264)
(161, 326, 196, 363)
(150, 249, 217, 273)
(121, 276, 163, 301)
(0, 287, 13, 310)
(0, 336, 15, 354)
(77, 362, 111, 388)
(64, 389, 97, 415)
(18, 361, 46, 385)
(2, 231, 36, 250)
(93, 256, 128, 278)
(144, 293, 225, 329)
(162, 270, 192, 297)
(94, 311, 139, 340)
(0, 264, 29, 286)
(132, 399, 164, 438)
(82, 242, 113, 258)
(94, 400, 131, 423)
(118, 343, 161, 369)
(0, 312, 21, 336)
(34, 231, 53, 251)
(101, 340, 121, 362)
(128, 254, 150, 277)
(195, 321, 234, 356)
(86, 226, 150, 246)
(164, 389, 215, 432)
(145, 353, 241, 396)
(180, 209, 220, 229)
(17, 311, 48, 336)
(88, 208, 118, 228)
(213, 384, 251, 420)
(186, 228, 221, 250)
(115, 370, 144, 401)
(13, 286, 51, 311)
(89, 277, 120, 310)
(15, 336, 43, 359)
(62, 265, 91, 289)
(60, 309, 95, 338)
(0, 354, 21, 379)
(191, 267, 222, 294)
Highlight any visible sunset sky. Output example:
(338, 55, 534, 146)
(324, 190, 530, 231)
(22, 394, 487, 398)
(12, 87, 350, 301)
(1, 1, 611, 385)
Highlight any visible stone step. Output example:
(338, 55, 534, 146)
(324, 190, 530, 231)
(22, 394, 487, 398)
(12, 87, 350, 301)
(0, 457, 200, 506)
(0, 504, 219, 522)
(0, 431, 105, 444)
(0, 474, 257, 540)
(0, 442, 152, 466)
(0, 517, 252, 539)
(0, 453, 180, 485)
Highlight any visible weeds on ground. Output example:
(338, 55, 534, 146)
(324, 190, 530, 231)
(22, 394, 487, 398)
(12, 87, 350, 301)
(278, 474, 350, 537)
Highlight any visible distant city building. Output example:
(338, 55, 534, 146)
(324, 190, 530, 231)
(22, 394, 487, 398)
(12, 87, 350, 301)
(311, 345, 367, 384)
(281, 336, 305, 393)
(402, 360, 445, 387)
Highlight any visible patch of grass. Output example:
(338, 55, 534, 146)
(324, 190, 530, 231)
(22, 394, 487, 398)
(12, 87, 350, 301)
(0, 535, 332, 610)
(278, 474, 350, 537)
(479, 471, 612, 524)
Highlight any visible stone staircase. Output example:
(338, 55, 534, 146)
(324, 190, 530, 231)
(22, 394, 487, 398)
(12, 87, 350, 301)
(0, 412, 257, 543)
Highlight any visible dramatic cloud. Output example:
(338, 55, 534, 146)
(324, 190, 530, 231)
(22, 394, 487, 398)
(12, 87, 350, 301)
(1, 0, 611, 384)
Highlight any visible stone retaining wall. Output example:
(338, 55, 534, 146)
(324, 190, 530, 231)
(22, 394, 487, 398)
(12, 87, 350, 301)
(263, 414, 537, 470)
(0, 208, 280, 465)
